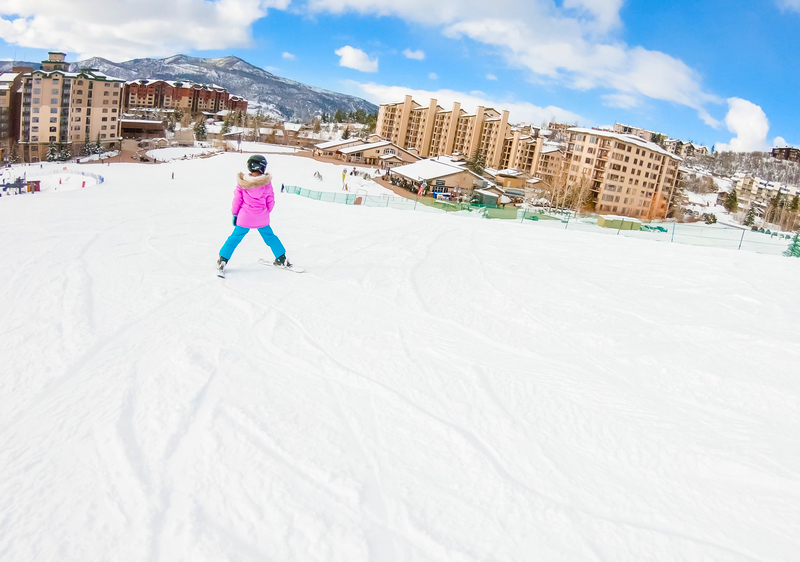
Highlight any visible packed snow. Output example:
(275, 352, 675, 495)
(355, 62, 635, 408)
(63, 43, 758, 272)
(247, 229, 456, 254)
(0, 153, 798, 561)
(146, 147, 221, 161)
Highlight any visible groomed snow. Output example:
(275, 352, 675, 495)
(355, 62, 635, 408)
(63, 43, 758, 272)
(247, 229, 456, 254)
(1, 153, 798, 561)
(146, 147, 221, 161)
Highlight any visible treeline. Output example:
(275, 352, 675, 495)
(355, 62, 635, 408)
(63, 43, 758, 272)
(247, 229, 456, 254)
(684, 151, 800, 185)
(319, 109, 377, 126)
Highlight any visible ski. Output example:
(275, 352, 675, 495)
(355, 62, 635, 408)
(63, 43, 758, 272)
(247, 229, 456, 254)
(259, 258, 306, 273)
(216, 266, 225, 278)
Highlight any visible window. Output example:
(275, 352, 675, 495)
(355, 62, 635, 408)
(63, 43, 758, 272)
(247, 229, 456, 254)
(113, 91, 118, 96)
(51, 89, 59, 95)
(77, 80, 83, 85)
(33, 88, 40, 94)
(75, 107, 82, 112)
(33, 108, 39, 113)
(32, 117, 39, 123)
(49, 127, 56, 132)
(49, 136, 56, 141)
(585, 157, 592, 164)
(111, 117, 116, 121)
(76, 100, 82, 104)
(101, 125, 107, 130)
(32, 126, 38, 132)
(100, 134, 106, 138)
(101, 117, 107, 121)
(102, 108, 108, 113)
(50, 117, 57, 123)
(103, 100, 108, 105)
(52, 79, 59, 84)
(589, 135, 597, 143)
(32, 98, 40, 104)
(32, 136, 38, 141)
(50, 108, 57, 113)
(34, 78, 41, 84)
(104, 91, 109, 96)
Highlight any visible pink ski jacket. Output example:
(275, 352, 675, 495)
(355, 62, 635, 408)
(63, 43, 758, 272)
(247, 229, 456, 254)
(231, 172, 275, 228)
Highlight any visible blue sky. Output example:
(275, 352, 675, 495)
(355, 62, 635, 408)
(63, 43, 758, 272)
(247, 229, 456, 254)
(1, 0, 797, 151)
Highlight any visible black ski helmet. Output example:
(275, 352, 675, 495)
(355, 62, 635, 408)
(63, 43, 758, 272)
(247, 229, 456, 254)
(247, 154, 268, 174)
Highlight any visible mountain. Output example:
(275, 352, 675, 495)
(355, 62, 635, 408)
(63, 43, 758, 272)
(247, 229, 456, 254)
(1, 55, 378, 122)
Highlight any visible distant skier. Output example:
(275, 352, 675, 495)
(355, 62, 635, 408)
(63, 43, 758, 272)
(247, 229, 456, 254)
(281, 183, 285, 193)
(216, 155, 292, 277)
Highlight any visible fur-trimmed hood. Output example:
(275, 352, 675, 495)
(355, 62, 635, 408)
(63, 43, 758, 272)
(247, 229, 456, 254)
(237, 172, 272, 190)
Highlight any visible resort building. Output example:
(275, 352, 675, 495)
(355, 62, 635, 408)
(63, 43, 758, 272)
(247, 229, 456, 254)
(123, 80, 248, 115)
(565, 128, 683, 219)
(0, 68, 30, 162)
(17, 52, 125, 162)
(375, 95, 570, 184)
(336, 140, 420, 167)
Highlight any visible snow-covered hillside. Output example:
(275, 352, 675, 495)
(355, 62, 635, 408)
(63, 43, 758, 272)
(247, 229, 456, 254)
(1, 154, 798, 561)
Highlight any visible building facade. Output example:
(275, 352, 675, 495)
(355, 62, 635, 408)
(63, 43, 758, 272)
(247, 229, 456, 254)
(771, 147, 800, 162)
(376, 95, 573, 185)
(124, 80, 248, 114)
(0, 68, 30, 162)
(17, 52, 125, 162)
(565, 128, 683, 219)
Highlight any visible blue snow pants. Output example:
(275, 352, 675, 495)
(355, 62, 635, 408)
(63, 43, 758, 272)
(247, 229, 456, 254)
(219, 225, 285, 261)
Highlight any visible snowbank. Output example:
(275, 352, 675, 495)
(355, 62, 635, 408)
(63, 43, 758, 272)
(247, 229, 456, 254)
(146, 147, 220, 161)
(0, 153, 798, 561)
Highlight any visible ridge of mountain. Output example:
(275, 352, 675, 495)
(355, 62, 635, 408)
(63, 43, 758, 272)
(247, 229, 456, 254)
(0, 54, 377, 122)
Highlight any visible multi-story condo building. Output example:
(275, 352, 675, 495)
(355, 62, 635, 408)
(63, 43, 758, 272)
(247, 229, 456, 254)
(376, 95, 569, 184)
(732, 174, 798, 213)
(17, 52, 124, 162)
(376, 96, 512, 168)
(565, 128, 683, 219)
(771, 146, 800, 162)
(0, 68, 31, 162)
(124, 80, 248, 114)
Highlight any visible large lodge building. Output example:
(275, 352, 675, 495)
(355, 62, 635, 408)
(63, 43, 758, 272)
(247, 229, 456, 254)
(123, 80, 248, 114)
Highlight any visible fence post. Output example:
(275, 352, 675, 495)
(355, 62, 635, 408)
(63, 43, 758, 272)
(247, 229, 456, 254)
(671, 222, 676, 242)
(738, 229, 745, 250)
(564, 216, 569, 229)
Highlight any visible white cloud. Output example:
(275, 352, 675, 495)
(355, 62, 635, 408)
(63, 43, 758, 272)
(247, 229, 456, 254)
(335, 45, 378, 72)
(350, 81, 583, 125)
(714, 98, 770, 152)
(0, 0, 291, 60)
(403, 48, 425, 60)
(776, 0, 800, 12)
(428, 72, 438, 79)
(773, 136, 791, 147)
(306, 0, 720, 122)
(486, 73, 497, 80)
(264, 66, 281, 73)
(282, 52, 295, 60)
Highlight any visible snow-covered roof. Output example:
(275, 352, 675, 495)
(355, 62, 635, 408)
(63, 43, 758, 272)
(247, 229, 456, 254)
(484, 168, 524, 178)
(339, 140, 391, 154)
(379, 154, 403, 160)
(429, 155, 466, 167)
(540, 145, 563, 154)
(119, 119, 165, 124)
(392, 159, 481, 182)
(315, 138, 364, 150)
(283, 123, 303, 132)
(568, 127, 681, 160)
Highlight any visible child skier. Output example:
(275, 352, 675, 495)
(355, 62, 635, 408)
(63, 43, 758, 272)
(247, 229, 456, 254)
(216, 155, 291, 277)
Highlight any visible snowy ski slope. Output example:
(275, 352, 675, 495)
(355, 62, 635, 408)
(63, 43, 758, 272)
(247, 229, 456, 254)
(0, 153, 798, 561)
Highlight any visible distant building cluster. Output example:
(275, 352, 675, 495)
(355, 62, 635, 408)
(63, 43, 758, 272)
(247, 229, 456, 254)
(375, 96, 684, 219)
(612, 123, 710, 158)
(0, 52, 249, 163)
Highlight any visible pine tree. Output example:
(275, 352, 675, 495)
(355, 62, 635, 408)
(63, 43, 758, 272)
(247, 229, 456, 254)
(94, 134, 104, 155)
(341, 126, 351, 140)
(83, 136, 92, 156)
(466, 148, 486, 176)
(724, 190, 738, 213)
(744, 205, 757, 227)
(784, 233, 800, 257)
(58, 143, 71, 161)
(46, 142, 58, 162)
(194, 118, 207, 141)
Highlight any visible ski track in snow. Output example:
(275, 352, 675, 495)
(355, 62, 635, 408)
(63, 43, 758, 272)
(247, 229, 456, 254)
(0, 154, 799, 561)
